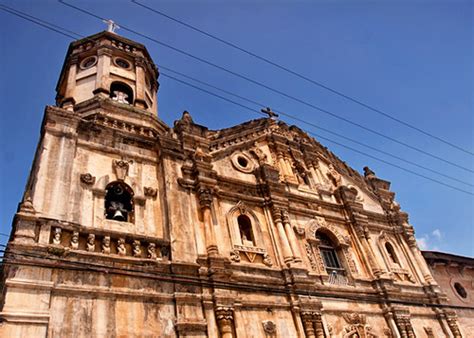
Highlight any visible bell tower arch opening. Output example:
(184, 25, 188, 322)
(104, 181, 134, 223)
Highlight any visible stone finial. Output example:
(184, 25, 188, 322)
(363, 166, 376, 178)
(18, 196, 35, 214)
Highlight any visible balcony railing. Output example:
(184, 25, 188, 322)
(327, 267, 349, 286)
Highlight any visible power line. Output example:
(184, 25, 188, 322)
(1, 6, 472, 195)
(57, 0, 474, 174)
(160, 66, 473, 188)
(131, 0, 474, 157)
(161, 73, 473, 196)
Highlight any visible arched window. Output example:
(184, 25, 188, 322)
(385, 242, 399, 265)
(316, 231, 341, 269)
(105, 181, 134, 222)
(110, 82, 133, 104)
(237, 214, 254, 246)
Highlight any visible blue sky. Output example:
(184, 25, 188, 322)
(0, 0, 472, 256)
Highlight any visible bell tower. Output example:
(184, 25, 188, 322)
(56, 30, 159, 115)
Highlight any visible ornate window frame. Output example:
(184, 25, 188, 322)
(304, 217, 358, 280)
(377, 231, 415, 283)
(226, 201, 271, 266)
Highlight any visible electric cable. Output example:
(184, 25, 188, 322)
(162, 72, 473, 196)
(1, 5, 472, 196)
(57, 0, 474, 174)
(131, 0, 474, 157)
(159, 66, 473, 188)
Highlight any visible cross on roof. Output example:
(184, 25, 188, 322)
(103, 19, 120, 33)
(261, 107, 279, 119)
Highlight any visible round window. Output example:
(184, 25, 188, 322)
(231, 153, 254, 173)
(237, 156, 248, 168)
(115, 58, 131, 69)
(80, 56, 97, 69)
(454, 282, 467, 299)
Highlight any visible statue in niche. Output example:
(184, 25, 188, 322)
(52, 228, 62, 245)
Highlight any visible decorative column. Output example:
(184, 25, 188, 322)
(354, 224, 383, 277)
(282, 210, 302, 263)
(406, 234, 435, 284)
(301, 311, 325, 338)
(93, 47, 112, 97)
(134, 57, 147, 109)
(393, 309, 415, 338)
(272, 208, 293, 264)
(198, 187, 218, 257)
(301, 312, 316, 338)
(445, 311, 462, 338)
(62, 56, 78, 110)
(215, 307, 235, 338)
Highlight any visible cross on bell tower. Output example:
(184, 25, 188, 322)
(103, 19, 120, 33)
(261, 107, 279, 119)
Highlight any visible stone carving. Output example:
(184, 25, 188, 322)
(342, 247, 358, 275)
(19, 196, 35, 214)
(147, 243, 157, 259)
(424, 327, 434, 338)
(364, 166, 376, 178)
(301, 311, 324, 338)
(80, 173, 96, 185)
(197, 187, 213, 208)
(117, 238, 126, 256)
(86, 234, 95, 252)
(307, 217, 350, 247)
(305, 243, 319, 271)
(250, 143, 268, 164)
(262, 320, 276, 334)
(383, 328, 393, 338)
(263, 253, 273, 267)
(327, 164, 342, 187)
(393, 311, 415, 338)
(230, 250, 241, 262)
(113, 159, 131, 180)
(132, 240, 141, 257)
(445, 311, 462, 338)
(294, 226, 305, 236)
(342, 312, 378, 338)
(215, 307, 234, 338)
(102, 236, 111, 254)
(52, 227, 62, 245)
(144, 187, 157, 198)
(70, 231, 79, 249)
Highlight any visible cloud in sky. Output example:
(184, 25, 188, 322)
(416, 229, 443, 251)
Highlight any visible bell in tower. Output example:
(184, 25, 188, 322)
(55, 29, 159, 115)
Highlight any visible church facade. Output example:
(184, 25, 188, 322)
(0, 31, 469, 337)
